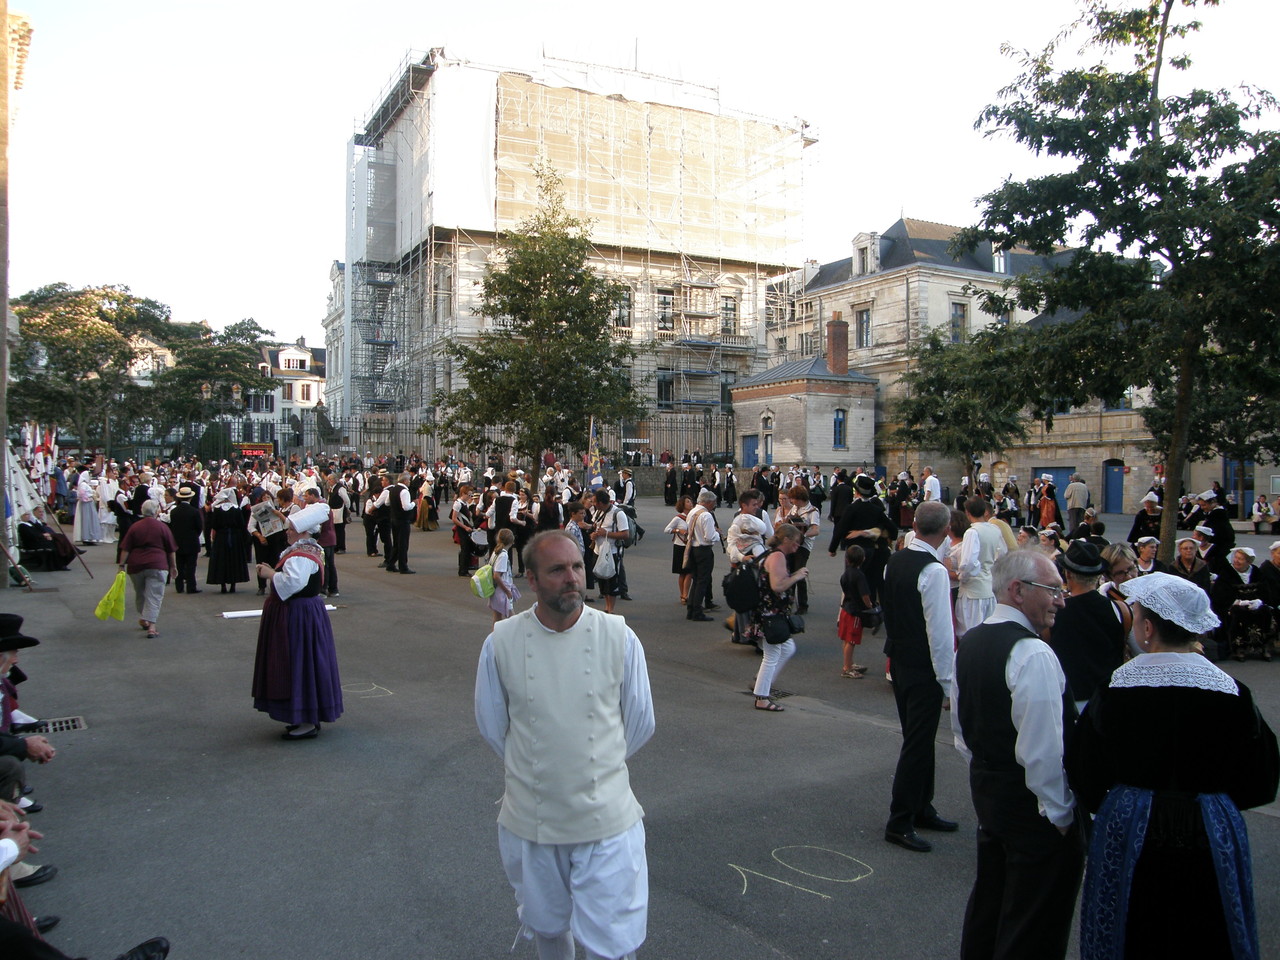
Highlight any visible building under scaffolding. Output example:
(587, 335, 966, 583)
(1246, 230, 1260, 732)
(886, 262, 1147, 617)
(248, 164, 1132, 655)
(334, 49, 812, 434)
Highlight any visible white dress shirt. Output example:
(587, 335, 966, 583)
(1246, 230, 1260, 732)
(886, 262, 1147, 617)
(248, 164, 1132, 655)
(952, 604, 1076, 829)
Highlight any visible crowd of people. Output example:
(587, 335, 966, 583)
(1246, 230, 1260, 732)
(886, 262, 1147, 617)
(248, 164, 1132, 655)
(6, 448, 1280, 958)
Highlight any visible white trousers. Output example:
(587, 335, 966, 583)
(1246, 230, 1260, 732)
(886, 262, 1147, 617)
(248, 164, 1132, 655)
(753, 637, 796, 697)
(499, 820, 647, 959)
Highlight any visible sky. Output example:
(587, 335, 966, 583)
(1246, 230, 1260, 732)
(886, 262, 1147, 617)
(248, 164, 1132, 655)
(10, 0, 1280, 344)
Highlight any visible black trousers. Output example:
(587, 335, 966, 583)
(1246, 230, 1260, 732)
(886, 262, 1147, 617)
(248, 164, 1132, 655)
(886, 666, 944, 835)
(323, 543, 338, 592)
(334, 522, 346, 552)
(788, 545, 811, 609)
(388, 521, 410, 572)
(458, 532, 475, 575)
(685, 544, 714, 614)
(175, 548, 200, 593)
(0, 918, 79, 960)
(363, 516, 380, 556)
(961, 768, 1085, 960)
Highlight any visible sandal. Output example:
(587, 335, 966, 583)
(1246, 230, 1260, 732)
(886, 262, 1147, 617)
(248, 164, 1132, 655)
(146, 629, 159, 638)
(754, 699, 784, 712)
(841, 669, 864, 679)
(139, 619, 149, 630)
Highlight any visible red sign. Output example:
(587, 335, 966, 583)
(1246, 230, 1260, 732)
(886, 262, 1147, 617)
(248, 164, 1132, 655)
(235, 443, 274, 458)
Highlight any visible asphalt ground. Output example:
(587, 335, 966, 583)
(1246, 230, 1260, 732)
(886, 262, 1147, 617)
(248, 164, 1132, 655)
(7, 502, 1280, 960)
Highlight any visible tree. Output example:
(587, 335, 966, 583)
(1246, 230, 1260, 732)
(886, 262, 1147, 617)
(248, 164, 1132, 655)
(9, 283, 183, 456)
(1141, 351, 1280, 508)
(953, 0, 1280, 560)
(431, 163, 646, 464)
(150, 319, 277, 457)
(888, 328, 1033, 484)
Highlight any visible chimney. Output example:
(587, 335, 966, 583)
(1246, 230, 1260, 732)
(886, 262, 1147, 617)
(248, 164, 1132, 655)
(827, 312, 849, 376)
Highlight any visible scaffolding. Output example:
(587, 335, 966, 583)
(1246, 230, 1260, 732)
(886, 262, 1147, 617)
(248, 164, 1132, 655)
(340, 50, 811, 425)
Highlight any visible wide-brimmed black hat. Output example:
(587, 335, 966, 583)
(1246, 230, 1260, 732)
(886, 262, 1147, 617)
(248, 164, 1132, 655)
(0, 614, 40, 651)
(853, 474, 876, 495)
(1062, 541, 1105, 576)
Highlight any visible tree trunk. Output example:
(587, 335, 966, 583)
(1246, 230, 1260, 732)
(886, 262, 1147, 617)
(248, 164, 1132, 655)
(1157, 330, 1200, 564)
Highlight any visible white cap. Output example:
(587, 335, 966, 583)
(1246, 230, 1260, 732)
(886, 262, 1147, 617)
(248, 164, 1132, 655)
(1140, 491, 1160, 504)
(1233, 546, 1256, 560)
(1041, 473, 1053, 481)
(1198, 489, 1217, 501)
(1194, 525, 1215, 539)
(1119, 572, 1220, 634)
(1135, 536, 1160, 546)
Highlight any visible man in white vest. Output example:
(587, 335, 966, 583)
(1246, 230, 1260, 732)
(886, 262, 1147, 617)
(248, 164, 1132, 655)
(476, 531, 655, 960)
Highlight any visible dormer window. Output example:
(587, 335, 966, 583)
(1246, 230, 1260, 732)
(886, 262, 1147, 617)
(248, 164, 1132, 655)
(993, 250, 1007, 274)
(283, 357, 308, 371)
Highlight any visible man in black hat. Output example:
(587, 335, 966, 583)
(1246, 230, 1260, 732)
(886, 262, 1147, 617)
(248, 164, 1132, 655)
(0, 617, 55, 769)
(168, 486, 204, 594)
(829, 473, 897, 604)
(1048, 541, 1130, 713)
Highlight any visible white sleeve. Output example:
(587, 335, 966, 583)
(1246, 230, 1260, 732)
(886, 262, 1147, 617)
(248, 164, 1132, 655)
(621, 628, 655, 757)
(957, 528, 981, 583)
(474, 634, 509, 758)
(918, 562, 956, 694)
(1008, 640, 1076, 828)
(272, 554, 315, 601)
(0, 836, 19, 872)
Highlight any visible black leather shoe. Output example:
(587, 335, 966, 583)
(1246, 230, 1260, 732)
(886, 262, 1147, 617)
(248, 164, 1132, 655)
(704, 603, 721, 612)
(13, 863, 57, 887)
(113, 937, 171, 960)
(884, 830, 932, 853)
(619, 594, 633, 600)
(188, 588, 202, 594)
(282, 725, 320, 740)
(687, 613, 714, 622)
(36, 915, 60, 934)
(399, 568, 416, 574)
(10, 721, 42, 733)
(916, 813, 960, 832)
(21, 801, 43, 814)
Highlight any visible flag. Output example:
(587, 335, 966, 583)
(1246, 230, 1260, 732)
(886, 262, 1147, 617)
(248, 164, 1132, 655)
(587, 417, 605, 490)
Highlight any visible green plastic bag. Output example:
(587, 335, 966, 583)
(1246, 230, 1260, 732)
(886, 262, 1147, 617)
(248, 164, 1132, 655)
(95, 570, 127, 621)
(470, 563, 495, 599)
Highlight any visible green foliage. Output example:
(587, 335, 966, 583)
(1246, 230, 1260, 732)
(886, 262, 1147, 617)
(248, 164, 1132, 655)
(888, 328, 1032, 476)
(10, 283, 177, 454)
(432, 163, 646, 462)
(952, 0, 1280, 559)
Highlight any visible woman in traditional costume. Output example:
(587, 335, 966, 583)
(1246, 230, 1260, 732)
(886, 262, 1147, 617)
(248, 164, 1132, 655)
(1126, 491, 1163, 544)
(1067, 573, 1278, 960)
(251, 502, 343, 740)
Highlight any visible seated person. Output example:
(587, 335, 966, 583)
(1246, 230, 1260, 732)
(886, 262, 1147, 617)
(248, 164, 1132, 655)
(16, 509, 79, 572)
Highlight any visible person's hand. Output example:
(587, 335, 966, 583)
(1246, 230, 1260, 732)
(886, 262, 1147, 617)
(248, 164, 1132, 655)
(0, 818, 41, 858)
(24, 736, 55, 763)
(796, 567, 809, 580)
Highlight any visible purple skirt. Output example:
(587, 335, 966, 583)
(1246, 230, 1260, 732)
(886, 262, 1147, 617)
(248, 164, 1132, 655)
(251, 592, 343, 725)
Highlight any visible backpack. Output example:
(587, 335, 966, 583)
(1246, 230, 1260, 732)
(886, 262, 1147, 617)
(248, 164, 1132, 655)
(612, 508, 638, 549)
(722, 555, 763, 613)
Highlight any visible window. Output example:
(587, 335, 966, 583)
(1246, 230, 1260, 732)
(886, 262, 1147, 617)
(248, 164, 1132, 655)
(720, 296, 738, 334)
(762, 414, 774, 431)
(242, 420, 254, 442)
(775, 336, 787, 353)
(858, 246, 869, 275)
(1103, 393, 1133, 411)
(657, 371, 675, 409)
(720, 372, 736, 408)
(949, 302, 968, 343)
(614, 287, 632, 329)
(259, 421, 275, 442)
(996, 310, 1012, 326)
(247, 394, 274, 414)
(993, 250, 1007, 274)
(799, 332, 816, 355)
(300, 383, 312, 403)
(763, 434, 774, 465)
(283, 357, 307, 371)
(656, 288, 674, 331)
(281, 383, 293, 401)
(855, 308, 872, 348)
(833, 408, 847, 448)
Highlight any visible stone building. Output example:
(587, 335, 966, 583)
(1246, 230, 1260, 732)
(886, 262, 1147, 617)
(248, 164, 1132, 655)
(330, 49, 812, 435)
(730, 319, 876, 469)
(792, 218, 1162, 513)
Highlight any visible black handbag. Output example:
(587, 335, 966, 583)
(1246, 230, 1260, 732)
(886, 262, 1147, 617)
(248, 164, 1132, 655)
(759, 614, 791, 644)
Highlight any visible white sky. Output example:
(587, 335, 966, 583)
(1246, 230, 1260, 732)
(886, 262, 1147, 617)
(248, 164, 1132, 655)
(10, 0, 1280, 343)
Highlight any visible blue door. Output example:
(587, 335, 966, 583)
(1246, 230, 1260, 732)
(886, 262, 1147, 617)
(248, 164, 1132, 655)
(1104, 464, 1125, 513)
(742, 434, 759, 469)
(1035, 467, 1075, 521)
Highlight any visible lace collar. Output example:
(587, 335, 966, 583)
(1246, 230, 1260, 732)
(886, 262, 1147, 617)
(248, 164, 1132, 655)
(1109, 652, 1239, 696)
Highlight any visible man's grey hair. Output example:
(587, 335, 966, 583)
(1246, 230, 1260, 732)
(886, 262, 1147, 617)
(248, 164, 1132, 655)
(992, 550, 1054, 599)
(697, 489, 717, 505)
(913, 500, 950, 537)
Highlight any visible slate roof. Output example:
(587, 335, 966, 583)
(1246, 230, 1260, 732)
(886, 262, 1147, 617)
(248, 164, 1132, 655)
(804, 218, 1076, 294)
(737, 356, 877, 387)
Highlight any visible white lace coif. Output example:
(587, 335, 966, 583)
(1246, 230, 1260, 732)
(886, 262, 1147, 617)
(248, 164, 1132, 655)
(1119, 573, 1221, 634)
